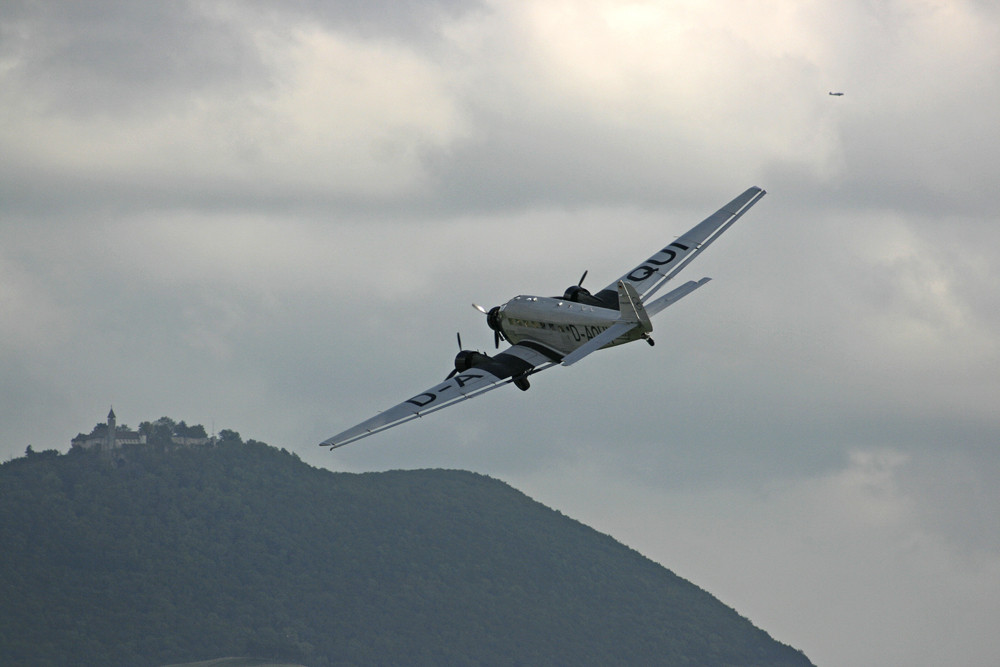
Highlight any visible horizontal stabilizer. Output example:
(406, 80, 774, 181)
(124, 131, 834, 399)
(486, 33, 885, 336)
(560, 321, 635, 366)
(563, 279, 708, 366)
(644, 277, 711, 317)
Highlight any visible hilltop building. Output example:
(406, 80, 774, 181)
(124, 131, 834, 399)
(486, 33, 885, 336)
(71, 407, 145, 452)
(71, 409, 213, 452)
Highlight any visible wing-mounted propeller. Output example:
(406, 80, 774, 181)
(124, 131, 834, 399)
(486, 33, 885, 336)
(446, 332, 493, 379)
(473, 303, 506, 348)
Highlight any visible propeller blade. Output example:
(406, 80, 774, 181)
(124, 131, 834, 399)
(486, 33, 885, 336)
(456, 332, 462, 350)
(446, 368, 459, 379)
(578, 270, 588, 287)
(494, 329, 500, 349)
(472, 303, 488, 314)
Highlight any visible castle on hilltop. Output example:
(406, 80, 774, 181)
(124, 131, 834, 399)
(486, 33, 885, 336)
(71, 408, 212, 453)
(71, 408, 144, 452)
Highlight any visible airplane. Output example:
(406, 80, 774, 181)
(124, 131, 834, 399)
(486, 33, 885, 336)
(321, 186, 766, 450)
(828, 91, 844, 96)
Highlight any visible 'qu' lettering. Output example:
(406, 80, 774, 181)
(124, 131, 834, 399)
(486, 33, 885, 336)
(625, 242, 689, 282)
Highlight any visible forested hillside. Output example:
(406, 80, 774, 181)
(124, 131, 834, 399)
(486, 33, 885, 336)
(1, 438, 813, 666)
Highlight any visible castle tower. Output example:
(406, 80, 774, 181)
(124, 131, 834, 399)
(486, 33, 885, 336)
(105, 407, 117, 452)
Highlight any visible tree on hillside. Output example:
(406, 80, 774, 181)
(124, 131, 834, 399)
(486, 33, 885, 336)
(139, 417, 176, 448)
(218, 429, 242, 445)
(175, 421, 208, 439)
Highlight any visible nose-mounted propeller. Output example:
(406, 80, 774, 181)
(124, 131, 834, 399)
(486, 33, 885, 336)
(473, 303, 506, 349)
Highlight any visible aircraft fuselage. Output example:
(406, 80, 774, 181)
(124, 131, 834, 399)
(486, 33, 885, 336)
(495, 295, 642, 356)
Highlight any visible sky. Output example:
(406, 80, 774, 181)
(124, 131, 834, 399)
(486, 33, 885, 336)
(2, 1, 999, 664)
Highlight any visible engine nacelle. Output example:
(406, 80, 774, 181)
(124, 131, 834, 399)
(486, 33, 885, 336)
(559, 284, 617, 309)
(562, 285, 590, 302)
(485, 306, 503, 331)
(453, 349, 492, 374)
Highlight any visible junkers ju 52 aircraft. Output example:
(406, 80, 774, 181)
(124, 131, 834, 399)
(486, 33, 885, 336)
(321, 186, 766, 450)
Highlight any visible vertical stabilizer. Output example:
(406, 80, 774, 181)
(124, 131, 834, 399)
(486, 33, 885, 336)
(617, 281, 652, 333)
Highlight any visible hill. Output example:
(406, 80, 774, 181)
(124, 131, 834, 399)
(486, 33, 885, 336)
(0, 440, 813, 666)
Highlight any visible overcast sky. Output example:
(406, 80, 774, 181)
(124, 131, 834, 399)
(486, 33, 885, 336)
(3, 1, 999, 664)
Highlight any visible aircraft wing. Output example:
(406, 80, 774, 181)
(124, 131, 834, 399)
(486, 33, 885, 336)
(320, 343, 558, 450)
(603, 186, 765, 300)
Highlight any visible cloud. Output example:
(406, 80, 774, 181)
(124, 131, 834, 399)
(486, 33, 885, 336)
(0, 3, 470, 212)
(2, 2, 1000, 664)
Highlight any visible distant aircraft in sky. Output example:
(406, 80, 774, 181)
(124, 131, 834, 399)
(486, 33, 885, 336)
(321, 187, 767, 450)
(829, 91, 844, 96)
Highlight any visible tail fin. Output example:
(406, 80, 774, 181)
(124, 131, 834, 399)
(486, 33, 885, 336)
(562, 279, 710, 367)
(617, 281, 652, 333)
(561, 282, 651, 366)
